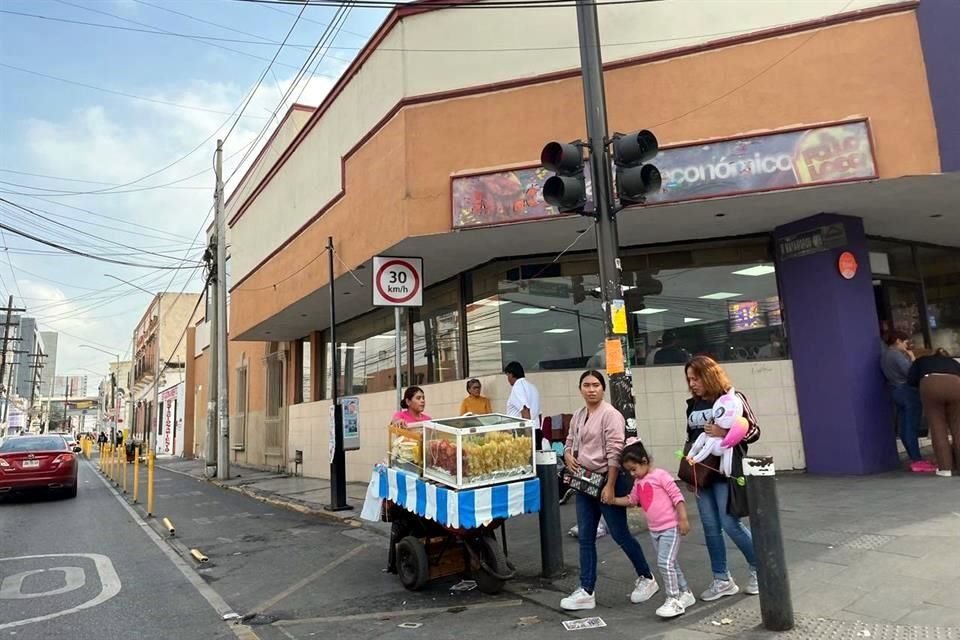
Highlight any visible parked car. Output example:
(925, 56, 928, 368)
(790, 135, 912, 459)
(0, 435, 79, 499)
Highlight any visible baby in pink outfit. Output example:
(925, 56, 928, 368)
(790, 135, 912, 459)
(607, 441, 696, 619)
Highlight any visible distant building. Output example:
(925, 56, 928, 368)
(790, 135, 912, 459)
(39, 331, 59, 397)
(14, 318, 43, 401)
(53, 375, 88, 398)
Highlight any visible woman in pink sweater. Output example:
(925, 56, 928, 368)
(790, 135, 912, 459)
(608, 441, 696, 618)
(560, 370, 657, 612)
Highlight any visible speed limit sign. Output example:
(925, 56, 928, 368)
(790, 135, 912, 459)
(372, 256, 423, 307)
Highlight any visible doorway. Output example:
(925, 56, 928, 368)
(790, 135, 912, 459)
(874, 279, 930, 348)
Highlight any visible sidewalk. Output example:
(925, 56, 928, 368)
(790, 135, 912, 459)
(155, 457, 960, 638)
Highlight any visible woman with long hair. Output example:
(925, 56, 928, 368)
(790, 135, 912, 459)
(684, 355, 758, 601)
(559, 370, 657, 611)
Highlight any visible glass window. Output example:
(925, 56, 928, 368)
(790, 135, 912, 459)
(301, 337, 312, 403)
(325, 308, 409, 396)
(918, 245, 960, 355)
(411, 281, 461, 386)
(466, 241, 787, 374)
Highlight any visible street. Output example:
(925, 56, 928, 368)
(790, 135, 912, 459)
(0, 461, 237, 639)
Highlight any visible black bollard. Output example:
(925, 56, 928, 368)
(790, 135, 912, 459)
(744, 456, 794, 631)
(535, 450, 564, 578)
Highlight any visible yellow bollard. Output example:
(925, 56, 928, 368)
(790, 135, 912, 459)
(147, 452, 155, 517)
(104, 444, 110, 476)
(133, 447, 140, 503)
(122, 450, 128, 494)
(113, 446, 119, 485)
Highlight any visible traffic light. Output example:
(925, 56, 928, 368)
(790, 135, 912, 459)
(612, 129, 662, 206)
(540, 141, 587, 213)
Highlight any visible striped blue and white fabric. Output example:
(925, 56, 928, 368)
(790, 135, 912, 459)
(370, 466, 540, 529)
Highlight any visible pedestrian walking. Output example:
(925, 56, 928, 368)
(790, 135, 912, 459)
(881, 331, 933, 472)
(559, 370, 657, 611)
(683, 355, 759, 601)
(605, 441, 696, 618)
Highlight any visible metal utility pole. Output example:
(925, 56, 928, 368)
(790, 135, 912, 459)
(151, 295, 162, 455)
(326, 236, 349, 511)
(573, 0, 637, 435)
(205, 237, 219, 477)
(0, 295, 26, 393)
(215, 139, 230, 481)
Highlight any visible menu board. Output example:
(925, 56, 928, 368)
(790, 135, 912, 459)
(728, 301, 765, 333)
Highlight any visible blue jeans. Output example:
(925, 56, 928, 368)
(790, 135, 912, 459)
(696, 480, 756, 580)
(575, 472, 652, 593)
(891, 384, 922, 461)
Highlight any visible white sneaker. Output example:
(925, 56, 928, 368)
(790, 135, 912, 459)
(935, 469, 953, 477)
(700, 578, 739, 601)
(567, 522, 608, 538)
(560, 587, 596, 611)
(655, 596, 686, 619)
(596, 521, 608, 538)
(679, 590, 696, 609)
(744, 570, 759, 595)
(630, 576, 660, 603)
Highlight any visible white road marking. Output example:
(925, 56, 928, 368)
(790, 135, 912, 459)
(0, 567, 85, 599)
(251, 544, 370, 614)
(0, 554, 121, 630)
(88, 461, 262, 640)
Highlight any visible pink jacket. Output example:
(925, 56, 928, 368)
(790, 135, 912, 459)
(564, 401, 625, 472)
(628, 468, 685, 532)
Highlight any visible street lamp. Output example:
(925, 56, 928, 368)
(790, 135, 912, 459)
(105, 274, 162, 455)
(79, 345, 120, 438)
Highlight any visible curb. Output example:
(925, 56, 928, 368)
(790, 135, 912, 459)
(155, 464, 365, 528)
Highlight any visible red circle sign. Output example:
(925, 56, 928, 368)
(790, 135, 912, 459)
(375, 259, 421, 304)
(838, 251, 858, 280)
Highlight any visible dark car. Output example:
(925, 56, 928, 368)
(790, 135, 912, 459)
(0, 435, 80, 499)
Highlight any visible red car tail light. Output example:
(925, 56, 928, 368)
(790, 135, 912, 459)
(52, 453, 75, 466)
(0, 458, 9, 468)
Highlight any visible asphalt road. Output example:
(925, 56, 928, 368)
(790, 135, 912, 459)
(0, 460, 238, 640)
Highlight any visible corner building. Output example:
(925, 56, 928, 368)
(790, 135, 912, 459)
(190, 0, 960, 479)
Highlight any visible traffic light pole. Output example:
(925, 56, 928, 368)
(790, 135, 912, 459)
(574, 0, 637, 436)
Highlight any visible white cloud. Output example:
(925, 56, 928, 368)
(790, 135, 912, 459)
(9, 65, 343, 378)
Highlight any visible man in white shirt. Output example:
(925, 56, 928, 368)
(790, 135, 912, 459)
(503, 361, 542, 437)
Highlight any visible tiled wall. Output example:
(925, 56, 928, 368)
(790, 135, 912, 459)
(288, 359, 803, 483)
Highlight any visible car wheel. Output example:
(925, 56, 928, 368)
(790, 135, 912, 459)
(63, 485, 78, 499)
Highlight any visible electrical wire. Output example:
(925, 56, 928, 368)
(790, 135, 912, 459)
(233, 0, 664, 9)
(0, 63, 270, 119)
(222, 0, 310, 143)
(0, 170, 207, 191)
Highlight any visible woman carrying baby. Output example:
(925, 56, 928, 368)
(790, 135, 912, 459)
(684, 355, 759, 601)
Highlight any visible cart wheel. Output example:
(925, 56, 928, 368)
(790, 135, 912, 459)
(396, 536, 429, 591)
(473, 535, 508, 595)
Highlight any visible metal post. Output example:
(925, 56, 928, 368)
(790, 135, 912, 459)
(147, 452, 155, 517)
(327, 236, 350, 511)
(744, 456, 794, 631)
(215, 139, 230, 481)
(536, 450, 565, 577)
(122, 449, 128, 494)
(394, 307, 402, 408)
(133, 446, 140, 503)
(206, 238, 219, 477)
(574, 0, 637, 436)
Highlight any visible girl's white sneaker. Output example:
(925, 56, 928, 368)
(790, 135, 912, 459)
(560, 587, 596, 611)
(679, 590, 696, 609)
(656, 596, 686, 618)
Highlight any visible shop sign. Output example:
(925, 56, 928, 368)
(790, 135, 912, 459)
(451, 121, 876, 228)
(777, 223, 847, 261)
(838, 251, 859, 279)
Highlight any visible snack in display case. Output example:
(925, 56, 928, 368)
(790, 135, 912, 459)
(388, 421, 423, 475)
(422, 414, 535, 489)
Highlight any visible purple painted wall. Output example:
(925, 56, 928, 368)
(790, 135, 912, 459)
(917, 0, 960, 172)
(775, 214, 899, 475)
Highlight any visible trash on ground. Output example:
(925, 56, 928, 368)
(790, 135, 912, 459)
(398, 622, 423, 629)
(450, 580, 478, 592)
(517, 616, 540, 627)
(222, 613, 240, 621)
(563, 617, 606, 631)
(720, 618, 733, 625)
(858, 631, 872, 638)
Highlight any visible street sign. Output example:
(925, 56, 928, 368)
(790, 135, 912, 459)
(372, 256, 423, 307)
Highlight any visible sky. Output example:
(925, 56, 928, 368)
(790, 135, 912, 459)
(0, 0, 389, 393)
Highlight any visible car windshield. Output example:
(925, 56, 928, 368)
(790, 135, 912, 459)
(0, 437, 68, 452)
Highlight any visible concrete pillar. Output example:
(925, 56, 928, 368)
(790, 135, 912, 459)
(774, 213, 899, 474)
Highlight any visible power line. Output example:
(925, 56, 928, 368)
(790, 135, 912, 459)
(222, 0, 310, 143)
(234, 0, 663, 9)
(0, 169, 207, 191)
(0, 220, 202, 270)
(0, 229, 25, 303)
(0, 63, 270, 119)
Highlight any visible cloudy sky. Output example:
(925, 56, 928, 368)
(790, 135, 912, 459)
(0, 0, 388, 391)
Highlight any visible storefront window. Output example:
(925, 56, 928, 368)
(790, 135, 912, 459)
(301, 337, 311, 403)
(411, 281, 461, 385)
(466, 241, 787, 374)
(324, 309, 409, 396)
(917, 245, 960, 355)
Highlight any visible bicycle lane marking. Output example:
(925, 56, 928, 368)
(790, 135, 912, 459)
(0, 553, 121, 631)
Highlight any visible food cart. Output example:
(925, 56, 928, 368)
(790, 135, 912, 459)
(367, 414, 541, 594)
